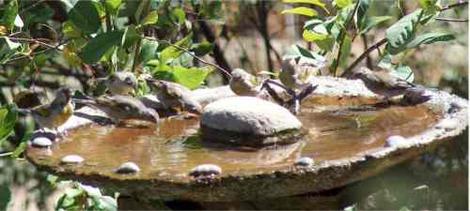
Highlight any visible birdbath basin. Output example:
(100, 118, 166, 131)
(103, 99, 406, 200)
(25, 77, 468, 202)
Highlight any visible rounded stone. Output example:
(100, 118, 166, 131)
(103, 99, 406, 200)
(384, 135, 408, 148)
(201, 97, 302, 136)
(294, 157, 314, 167)
(189, 164, 222, 177)
(115, 162, 140, 174)
(31, 137, 53, 148)
(61, 155, 84, 164)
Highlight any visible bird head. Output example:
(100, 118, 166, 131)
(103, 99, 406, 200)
(139, 107, 160, 123)
(349, 67, 372, 80)
(54, 88, 72, 105)
(145, 78, 165, 93)
(106, 72, 138, 95)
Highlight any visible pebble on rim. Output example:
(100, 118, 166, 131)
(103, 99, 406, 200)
(115, 162, 140, 174)
(189, 164, 222, 177)
(384, 135, 408, 148)
(31, 137, 53, 148)
(294, 157, 315, 167)
(61, 155, 84, 164)
(200, 97, 303, 146)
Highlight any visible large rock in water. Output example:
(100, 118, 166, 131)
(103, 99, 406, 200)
(200, 97, 303, 147)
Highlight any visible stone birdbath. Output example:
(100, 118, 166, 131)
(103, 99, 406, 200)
(25, 77, 468, 206)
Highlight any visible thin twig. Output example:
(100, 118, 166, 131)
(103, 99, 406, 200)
(435, 17, 468, 22)
(341, 38, 387, 77)
(440, 1, 468, 11)
(7, 36, 59, 50)
(0, 152, 13, 157)
(143, 37, 232, 79)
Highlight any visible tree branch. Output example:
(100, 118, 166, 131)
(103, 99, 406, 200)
(341, 38, 387, 77)
(435, 17, 468, 22)
(440, 1, 468, 11)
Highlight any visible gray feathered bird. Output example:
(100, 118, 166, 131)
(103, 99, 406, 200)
(350, 67, 430, 104)
(74, 95, 159, 124)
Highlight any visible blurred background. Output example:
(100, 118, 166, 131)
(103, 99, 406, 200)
(0, 0, 467, 210)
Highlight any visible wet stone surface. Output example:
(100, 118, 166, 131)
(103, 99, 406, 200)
(31, 137, 53, 148)
(201, 96, 302, 146)
(115, 162, 140, 174)
(61, 155, 84, 164)
(294, 157, 315, 168)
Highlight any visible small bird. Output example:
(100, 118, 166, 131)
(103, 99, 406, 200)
(28, 88, 74, 133)
(229, 68, 260, 96)
(105, 71, 138, 96)
(262, 56, 321, 114)
(349, 67, 430, 104)
(145, 79, 202, 116)
(74, 95, 159, 124)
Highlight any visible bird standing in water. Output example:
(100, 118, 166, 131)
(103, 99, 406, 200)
(262, 56, 321, 114)
(74, 95, 159, 124)
(145, 79, 202, 116)
(349, 67, 430, 104)
(28, 88, 74, 134)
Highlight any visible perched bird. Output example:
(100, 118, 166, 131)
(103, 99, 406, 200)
(229, 68, 260, 96)
(349, 67, 430, 103)
(74, 95, 159, 124)
(262, 56, 322, 114)
(105, 71, 138, 96)
(146, 79, 202, 115)
(28, 88, 74, 133)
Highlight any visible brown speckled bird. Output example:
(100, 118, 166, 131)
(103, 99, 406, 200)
(146, 79, 202, 115)
(349, 67, 430, 103)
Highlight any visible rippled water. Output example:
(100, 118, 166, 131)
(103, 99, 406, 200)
(28, 99, 440, 183)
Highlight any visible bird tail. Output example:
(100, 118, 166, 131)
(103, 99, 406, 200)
(72, 97, 97, 107)
(403, 86, 432, 104)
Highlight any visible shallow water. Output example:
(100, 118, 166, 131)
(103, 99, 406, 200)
(28, 100, 441, 183)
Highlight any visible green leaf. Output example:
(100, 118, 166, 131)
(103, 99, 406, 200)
(0, 36, 22, 63)
(140, 39, 159, 63)
(191, 41, 213, 56)
(171, 8, 186, 24)
(0, 104, 17, 143)
(406, 32, 455, 49)
(339, 35, 352, 67)
(68, 1, 101, 35)
(359, 16, 392, 34)
(334, 0, 352, 8)
(172, 66, 212, 89)
(355, 0, 370, 32)
(303, 22, 329, 41)
(105, 0, 122, 14)
(0, 0, 18, 30)
(0, 184, 11, 210)
(79, 30, 125, 64)
(281, 7, 318, 17)
(282, 0, 328, 12)
(385, 9, 422, 55)
(391, 65, 414, 83)
(303, 29, 328, 41)
(160, 34, 192, 64)
(418, 0, 439, 12)
(142, 11, 158, 25)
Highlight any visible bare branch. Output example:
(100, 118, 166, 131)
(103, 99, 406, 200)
(341, 38, 388, 77)
(440, 1, 468, 11)
(435, 17, 468, 22)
